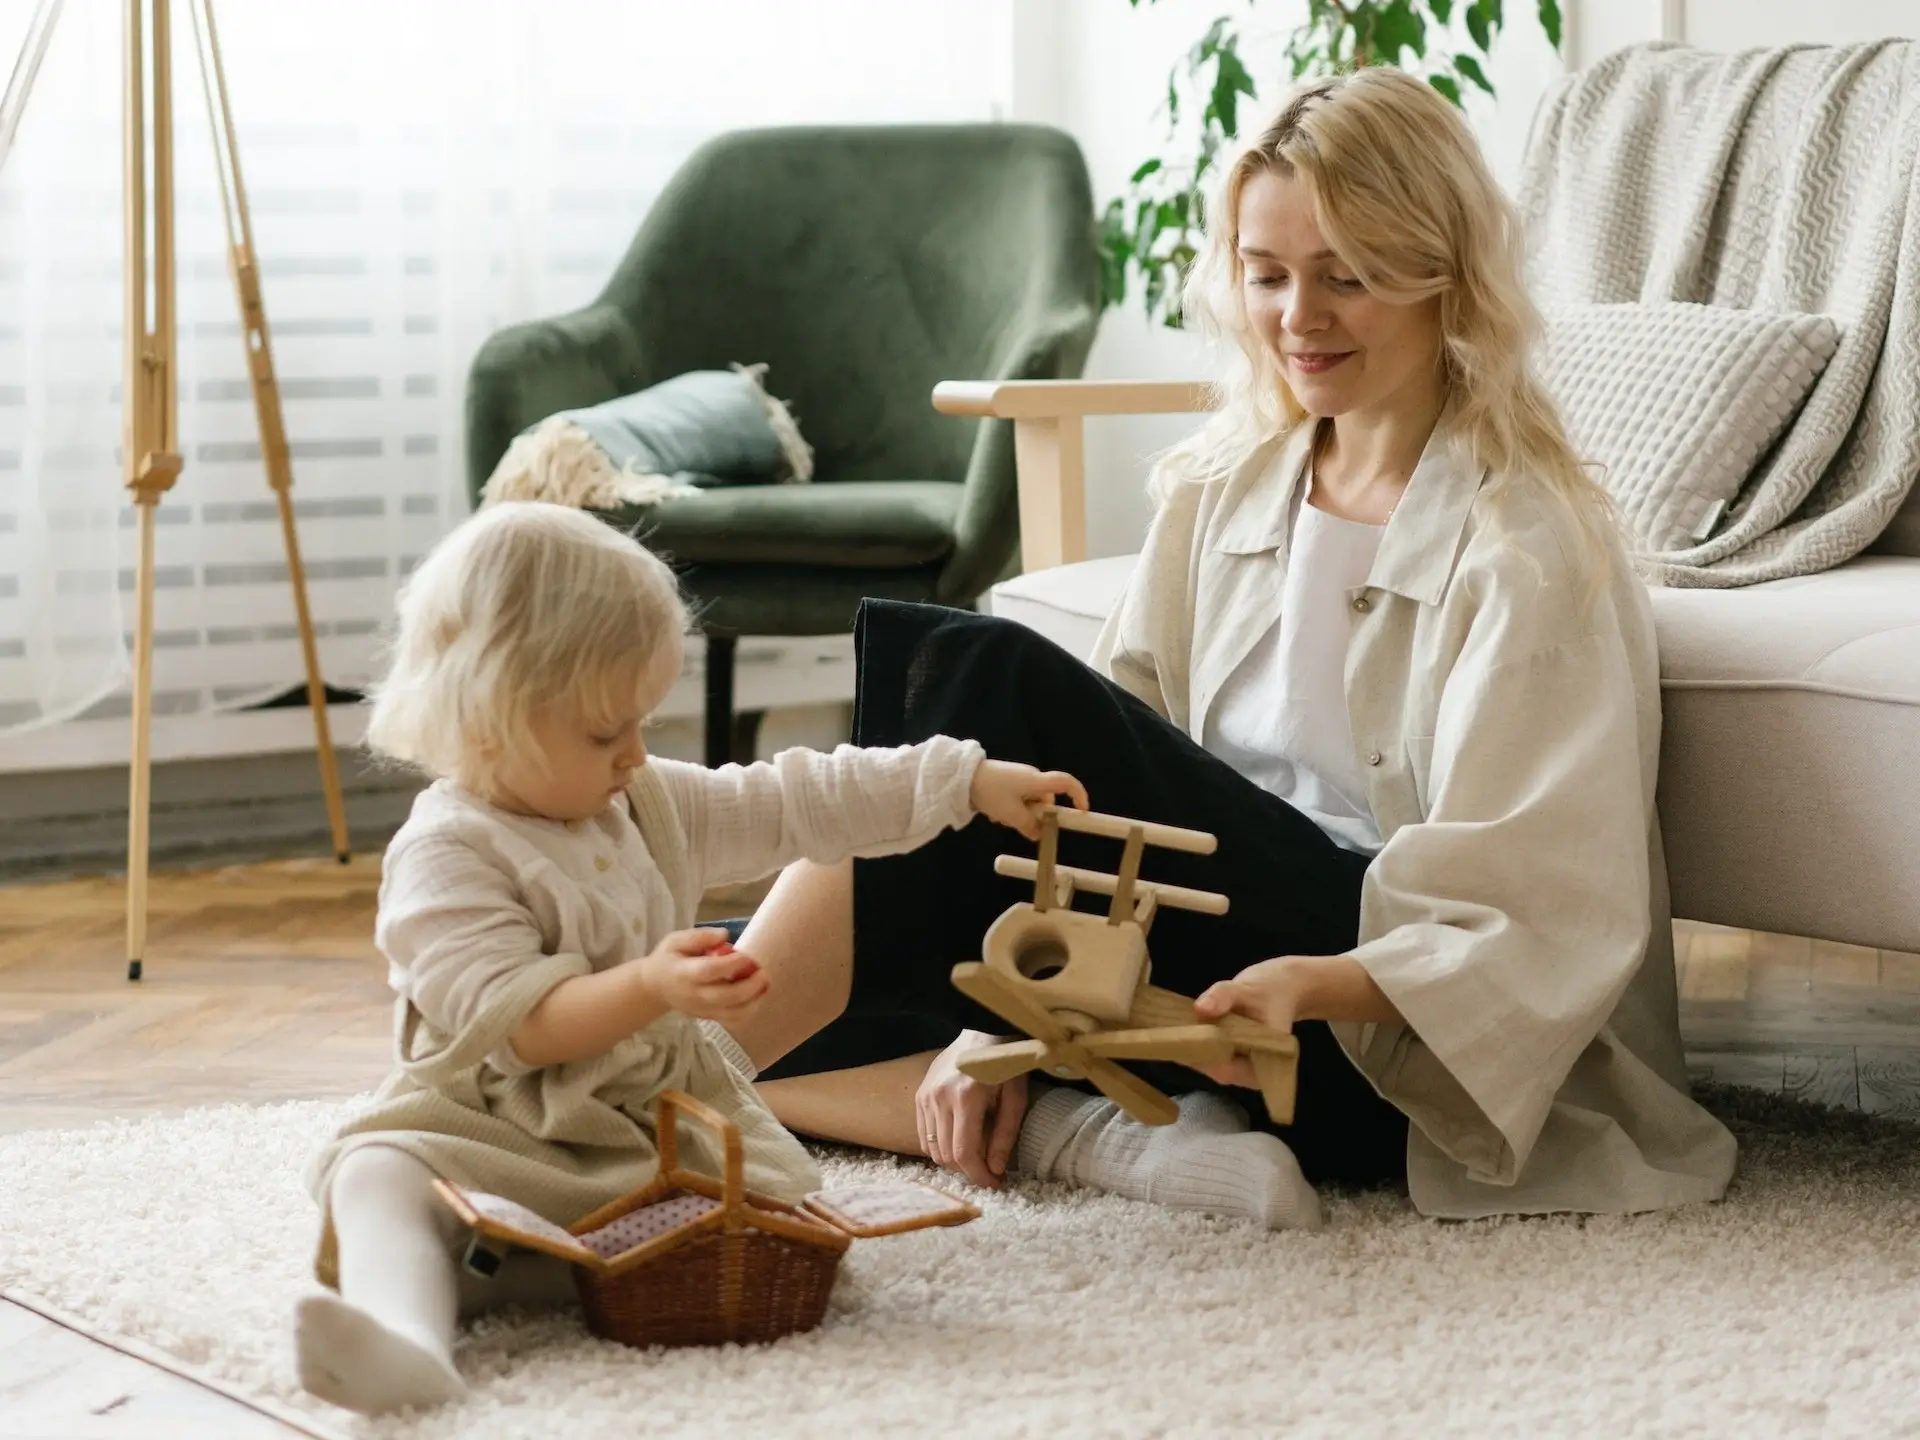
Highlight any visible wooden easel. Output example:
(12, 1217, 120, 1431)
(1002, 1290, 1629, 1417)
(2, 0, 351, 979)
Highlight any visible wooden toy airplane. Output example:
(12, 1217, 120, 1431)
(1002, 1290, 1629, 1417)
(950, 806, 1299, 1127)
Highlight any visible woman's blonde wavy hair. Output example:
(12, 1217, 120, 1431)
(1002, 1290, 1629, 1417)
(1169, 66, 1621, 588)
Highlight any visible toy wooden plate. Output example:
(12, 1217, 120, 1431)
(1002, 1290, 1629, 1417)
(802, 1181, 980, 1238)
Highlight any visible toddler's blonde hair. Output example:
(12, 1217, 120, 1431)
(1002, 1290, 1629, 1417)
(365, 501, 687, 781)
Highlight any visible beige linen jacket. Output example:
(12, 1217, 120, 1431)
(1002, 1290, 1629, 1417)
(1091, 419, 1737, 1217)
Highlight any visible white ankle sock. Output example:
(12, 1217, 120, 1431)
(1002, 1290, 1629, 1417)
(1014, 1086, 1324, 1231)
(296, 1146, 467, 1414)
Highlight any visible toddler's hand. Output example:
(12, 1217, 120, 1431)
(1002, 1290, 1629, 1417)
(636, 928, 768, 1020)
(969, 759, 1090, 840)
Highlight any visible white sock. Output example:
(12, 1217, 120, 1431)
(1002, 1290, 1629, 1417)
(1014, 1086, 1324, 1231)
(296, 1146, 468, 1414)
(699, 1018, 759, 1081)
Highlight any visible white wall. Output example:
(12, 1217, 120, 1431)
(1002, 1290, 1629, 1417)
(1570, 0, 1916, 66)
(1009, 0, 1570, 558)
(1675, 0, 1916, 47)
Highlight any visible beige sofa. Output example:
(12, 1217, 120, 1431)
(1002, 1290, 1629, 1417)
(936, 379, 1920, 957)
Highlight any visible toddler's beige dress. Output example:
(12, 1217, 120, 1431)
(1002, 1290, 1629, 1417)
(306, 738, 983, 1285)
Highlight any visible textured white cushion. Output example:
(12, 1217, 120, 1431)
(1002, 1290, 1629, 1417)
(983, 553, 1137, 662)
(1537, 302, 1841, 554)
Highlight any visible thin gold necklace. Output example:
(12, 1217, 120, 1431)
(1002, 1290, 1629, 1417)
(1311, 442, 1397, 524)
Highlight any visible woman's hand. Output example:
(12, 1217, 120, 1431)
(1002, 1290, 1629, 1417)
(916, 1029, 1030, 1188)
(635, 928, 769, 1021)
(969, 759, 1090, 840)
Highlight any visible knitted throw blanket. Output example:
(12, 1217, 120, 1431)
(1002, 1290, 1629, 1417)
(1518, 41, 1920, 586)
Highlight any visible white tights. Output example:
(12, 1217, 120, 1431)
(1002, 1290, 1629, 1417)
(294, 1146, 574, 1415)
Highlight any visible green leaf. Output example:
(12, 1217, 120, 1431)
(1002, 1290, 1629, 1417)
(1428, 72, 1463, 106)
(1429, 0, 1454, 22)
(1130, 157, 1164, 184)
(1208, 44, 1257, 136)
(1097, 203, 1132, 309)
(1198, 128, 1222, 168)
(1372, 0, 1427, 63)
(1536, 0, 1563, 50)
(1137, 204, 1163, 261)
(1191, 16, 1231, 64)
(1465, 4, 1491, 50)
(1453, 52, 1495, 94)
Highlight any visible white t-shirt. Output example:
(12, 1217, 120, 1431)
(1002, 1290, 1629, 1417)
(1203, 477, 1387, 856)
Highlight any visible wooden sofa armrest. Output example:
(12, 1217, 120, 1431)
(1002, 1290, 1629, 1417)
(933, 380, 1214, 573)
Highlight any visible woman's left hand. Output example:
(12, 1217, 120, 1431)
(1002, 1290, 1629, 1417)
(1190, 958, 1307, 1088)
(969, 759, 1090, 840)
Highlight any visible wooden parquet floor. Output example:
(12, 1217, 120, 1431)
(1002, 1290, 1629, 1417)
(0, 857, 773, 1137)
(0, 859, 1915, 1436)
(0, 858, 393, 1136)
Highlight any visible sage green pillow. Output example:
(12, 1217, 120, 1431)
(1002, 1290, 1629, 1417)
(481, 363, 813, 508)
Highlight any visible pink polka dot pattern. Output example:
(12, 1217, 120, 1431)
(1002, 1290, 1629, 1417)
(806, 1182, 975, 1235)
(579, 1190, 723, 1259)
(463, 1190, 584, 1253)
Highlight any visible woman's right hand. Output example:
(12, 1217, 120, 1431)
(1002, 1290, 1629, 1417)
(635, 928, 769, 1020)
(917, 1029, 1030, 1189)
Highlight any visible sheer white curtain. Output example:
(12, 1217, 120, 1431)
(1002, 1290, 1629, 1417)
(0, 0, 1010, 756)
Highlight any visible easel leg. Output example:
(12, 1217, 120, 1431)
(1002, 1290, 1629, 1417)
(126, 497, 161, 982)
(191, 0, 351, 863)
(122, 0, 182, 982)
(275, 488, 351, 862)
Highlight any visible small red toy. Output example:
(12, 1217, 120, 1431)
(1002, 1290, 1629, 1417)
(708, 938, 760, 983)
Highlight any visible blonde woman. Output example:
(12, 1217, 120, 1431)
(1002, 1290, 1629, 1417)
(716, 68, 1737, 1225)
(296, 501, 1085, 1414)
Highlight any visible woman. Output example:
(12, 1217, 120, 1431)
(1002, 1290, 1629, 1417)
(715, 67, 1737, 1223)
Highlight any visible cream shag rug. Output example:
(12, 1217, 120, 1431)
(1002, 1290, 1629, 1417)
(2, 1090, 1918, 1440)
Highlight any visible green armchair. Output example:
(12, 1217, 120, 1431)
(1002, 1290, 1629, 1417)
(465, 123, 1101, 766)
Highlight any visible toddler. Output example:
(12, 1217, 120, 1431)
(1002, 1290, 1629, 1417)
(296, 501, 1085, 1414)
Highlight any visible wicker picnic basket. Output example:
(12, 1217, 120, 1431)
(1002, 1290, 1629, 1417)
(435, 1090, 977, 1349)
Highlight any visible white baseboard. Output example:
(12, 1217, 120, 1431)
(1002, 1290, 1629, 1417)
(0, 634, 856, 776)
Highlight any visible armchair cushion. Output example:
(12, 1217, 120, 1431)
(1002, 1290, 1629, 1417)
(629, 480, 963, 570)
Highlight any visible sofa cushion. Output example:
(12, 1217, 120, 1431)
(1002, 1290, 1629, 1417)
(984, 553, 1137, 659)
(1648, 557, 1920, 952)
(987, 554, 1920, 953)
(1536, 302, 1842, 554)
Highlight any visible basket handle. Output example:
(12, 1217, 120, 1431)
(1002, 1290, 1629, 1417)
(655, 1089, 745, 1212)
